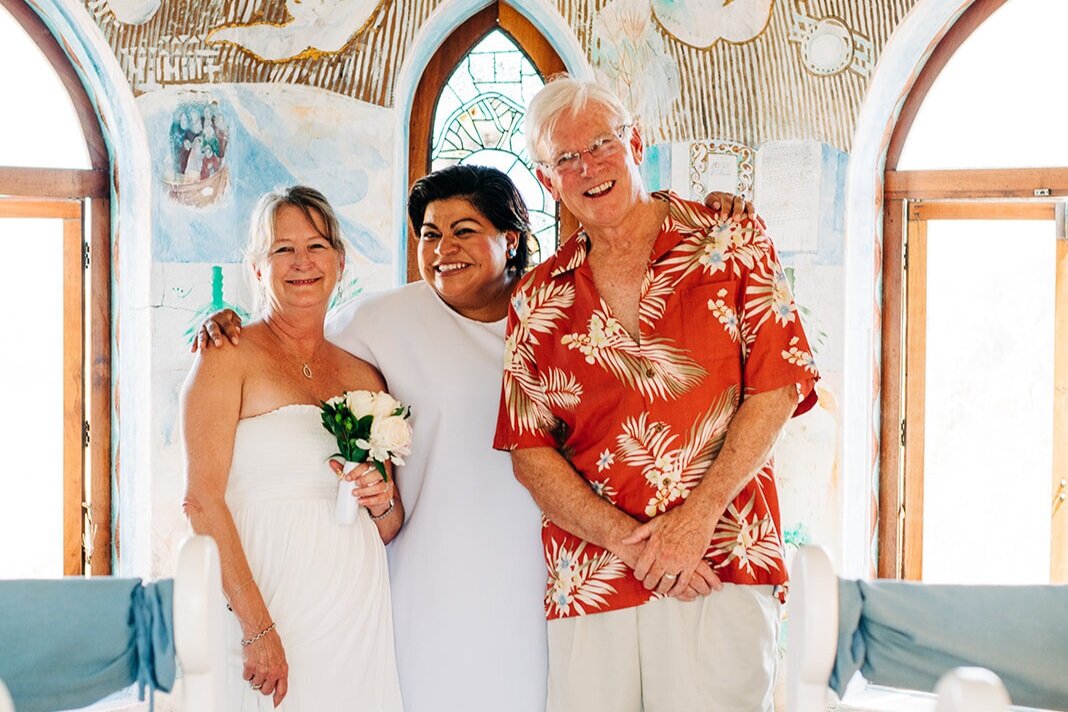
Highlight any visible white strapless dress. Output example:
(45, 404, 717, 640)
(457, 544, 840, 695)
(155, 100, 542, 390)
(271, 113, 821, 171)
(224, 404, 402, 711)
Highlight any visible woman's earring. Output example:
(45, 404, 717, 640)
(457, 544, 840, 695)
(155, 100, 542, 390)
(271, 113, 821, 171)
(508, 245, 517, 259)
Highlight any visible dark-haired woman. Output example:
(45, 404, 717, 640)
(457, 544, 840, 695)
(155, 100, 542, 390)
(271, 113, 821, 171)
(326, 165, 546, 712)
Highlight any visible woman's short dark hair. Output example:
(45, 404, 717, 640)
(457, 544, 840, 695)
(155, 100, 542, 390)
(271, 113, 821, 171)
(407, 164, 533, 274)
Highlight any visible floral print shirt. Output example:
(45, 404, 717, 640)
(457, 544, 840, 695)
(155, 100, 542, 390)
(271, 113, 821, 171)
(492, 192, 819, 620)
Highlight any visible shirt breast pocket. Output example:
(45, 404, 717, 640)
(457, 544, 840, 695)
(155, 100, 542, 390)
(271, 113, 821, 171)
(667, 280, 744, 382)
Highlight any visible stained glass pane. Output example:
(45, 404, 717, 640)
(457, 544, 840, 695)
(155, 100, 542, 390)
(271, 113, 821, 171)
(431, 29, 557, 264)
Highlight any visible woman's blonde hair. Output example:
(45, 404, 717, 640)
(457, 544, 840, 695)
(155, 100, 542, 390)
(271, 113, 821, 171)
(524, 75, 635, 165)
(244, 186, 346, 315)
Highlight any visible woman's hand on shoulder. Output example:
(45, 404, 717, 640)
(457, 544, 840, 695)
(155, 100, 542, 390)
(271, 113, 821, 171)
(191, 308, 244, 352)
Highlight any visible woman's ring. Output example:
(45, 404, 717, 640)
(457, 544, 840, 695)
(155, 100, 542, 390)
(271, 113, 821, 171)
(250, 681, 263, 690)
(663, 573, 678, 580)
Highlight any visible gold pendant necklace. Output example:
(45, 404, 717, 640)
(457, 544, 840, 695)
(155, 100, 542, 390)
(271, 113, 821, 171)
(266, 320, 320, 381)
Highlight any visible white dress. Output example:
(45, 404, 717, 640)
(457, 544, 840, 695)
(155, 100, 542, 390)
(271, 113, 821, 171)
(328, 282, 547, 712)
(224, 404, 403, 711)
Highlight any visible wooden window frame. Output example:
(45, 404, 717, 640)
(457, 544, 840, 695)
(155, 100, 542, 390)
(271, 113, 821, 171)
(406, 0, 574, 282)
(881, 171, 1068, 581)
(1, 0, 112, 575)
(878, 0, 1039, 580)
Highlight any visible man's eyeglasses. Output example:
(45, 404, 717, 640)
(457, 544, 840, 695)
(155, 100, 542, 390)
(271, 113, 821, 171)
(541, 125, 632, 175)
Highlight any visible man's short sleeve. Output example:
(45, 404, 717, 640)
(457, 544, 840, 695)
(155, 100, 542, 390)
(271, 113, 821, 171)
(493, 280, 561, 451)
(739, 228, 820, 415)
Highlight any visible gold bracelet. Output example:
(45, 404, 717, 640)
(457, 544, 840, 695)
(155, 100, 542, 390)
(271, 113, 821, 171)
(241, 621, 276, 647)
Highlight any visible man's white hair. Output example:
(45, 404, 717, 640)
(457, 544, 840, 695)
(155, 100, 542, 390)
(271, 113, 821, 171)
(524, 75, 635, 165)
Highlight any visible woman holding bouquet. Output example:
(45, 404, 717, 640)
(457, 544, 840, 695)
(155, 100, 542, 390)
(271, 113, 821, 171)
(181, 185, 404, 710)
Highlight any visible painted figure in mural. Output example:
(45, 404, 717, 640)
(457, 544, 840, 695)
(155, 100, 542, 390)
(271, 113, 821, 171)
(181, 186, 403, 710)
(492, 76, 821, 711)
(167, 102, 230, 207)
(194, 172, 754, 710)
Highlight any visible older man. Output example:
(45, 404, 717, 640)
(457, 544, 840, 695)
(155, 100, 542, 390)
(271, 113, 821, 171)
(493, 77, 819, 711)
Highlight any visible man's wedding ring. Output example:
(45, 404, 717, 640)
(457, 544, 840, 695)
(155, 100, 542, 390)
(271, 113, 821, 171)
(663, 573, 678, 580)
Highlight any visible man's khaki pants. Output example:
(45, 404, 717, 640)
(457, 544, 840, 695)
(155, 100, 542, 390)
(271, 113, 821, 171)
(546, 584, 780, 712)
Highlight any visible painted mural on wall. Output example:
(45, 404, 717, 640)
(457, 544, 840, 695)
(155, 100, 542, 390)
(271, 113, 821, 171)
(651, 0, 774, 48)
(207, 0, 383, 62)
(789, 4, 875, 78)
(139, 83, 393, 264)
(166, 100, 229, 207)
(85, 0, 916, 150)
(592, 0, 680, 143)
(85, 0, 436, 105)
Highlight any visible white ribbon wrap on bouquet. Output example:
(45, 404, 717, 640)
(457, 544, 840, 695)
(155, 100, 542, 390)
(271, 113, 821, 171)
(336, 461, 361, 525)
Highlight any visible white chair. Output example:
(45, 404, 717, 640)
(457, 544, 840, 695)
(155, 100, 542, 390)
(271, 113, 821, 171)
(934, 667, 1011, 712)
(787, 546, 1013, 712)
(785, 544, 839, 712)
(174, 535, 228, 712)
(0, 680, 14, 712)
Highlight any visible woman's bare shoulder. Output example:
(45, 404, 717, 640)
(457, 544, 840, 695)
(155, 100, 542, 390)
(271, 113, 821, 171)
(186, 322, 271, 383)
(326, 343, 387, 392)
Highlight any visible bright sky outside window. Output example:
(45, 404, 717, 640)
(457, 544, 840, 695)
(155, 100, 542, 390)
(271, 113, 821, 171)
(0, 4, 89, 169)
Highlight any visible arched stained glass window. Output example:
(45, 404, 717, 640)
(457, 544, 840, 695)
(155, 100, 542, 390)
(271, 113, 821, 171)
(430, 29, 557, 264)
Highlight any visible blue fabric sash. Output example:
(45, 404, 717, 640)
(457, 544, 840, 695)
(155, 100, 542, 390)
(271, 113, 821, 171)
(0, 578, 175, 712)
(830, 578, 1068, 710)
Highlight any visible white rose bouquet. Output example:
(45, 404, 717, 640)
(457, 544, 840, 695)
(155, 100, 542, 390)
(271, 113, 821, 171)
(320, 390, 412, 525)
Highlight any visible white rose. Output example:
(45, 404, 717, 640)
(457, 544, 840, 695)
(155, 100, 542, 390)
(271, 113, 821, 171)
(371, 392, 402, 419)
(369, 415, 412, 459)
(326, 394, 345, 407)
(345, 390, 376, 418)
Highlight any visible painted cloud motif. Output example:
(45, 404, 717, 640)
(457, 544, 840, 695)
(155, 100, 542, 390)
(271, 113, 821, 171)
(652, 0, 774, 48)
(105, 0, 161, 25)
(207, 0, 380, 62)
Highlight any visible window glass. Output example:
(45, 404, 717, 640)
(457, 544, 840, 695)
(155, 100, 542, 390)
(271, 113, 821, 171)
(897, 0, 1068, 170)
(431, 29, 557, 263)
(0, 5, 90, 169)
(0, 217, 65, 578)
(921, 218, 1054, 584)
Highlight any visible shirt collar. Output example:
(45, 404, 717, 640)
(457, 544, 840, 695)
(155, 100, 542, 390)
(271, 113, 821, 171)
(546, 191, 681, 279)
(548, 228, 591, 278)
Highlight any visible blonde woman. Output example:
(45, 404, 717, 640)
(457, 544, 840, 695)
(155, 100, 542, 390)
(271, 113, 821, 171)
(181, 186, 403, 710)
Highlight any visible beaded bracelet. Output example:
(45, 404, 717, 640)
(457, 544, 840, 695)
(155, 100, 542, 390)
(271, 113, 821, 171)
(241, 621, 276, 647)
(370, 499, 395, 521)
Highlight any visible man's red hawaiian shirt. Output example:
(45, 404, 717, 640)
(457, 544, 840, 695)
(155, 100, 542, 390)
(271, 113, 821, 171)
(493, 191, 819, 620)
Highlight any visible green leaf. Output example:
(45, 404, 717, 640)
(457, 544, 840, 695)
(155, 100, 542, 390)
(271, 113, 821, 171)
(373, 460, 389, 483)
